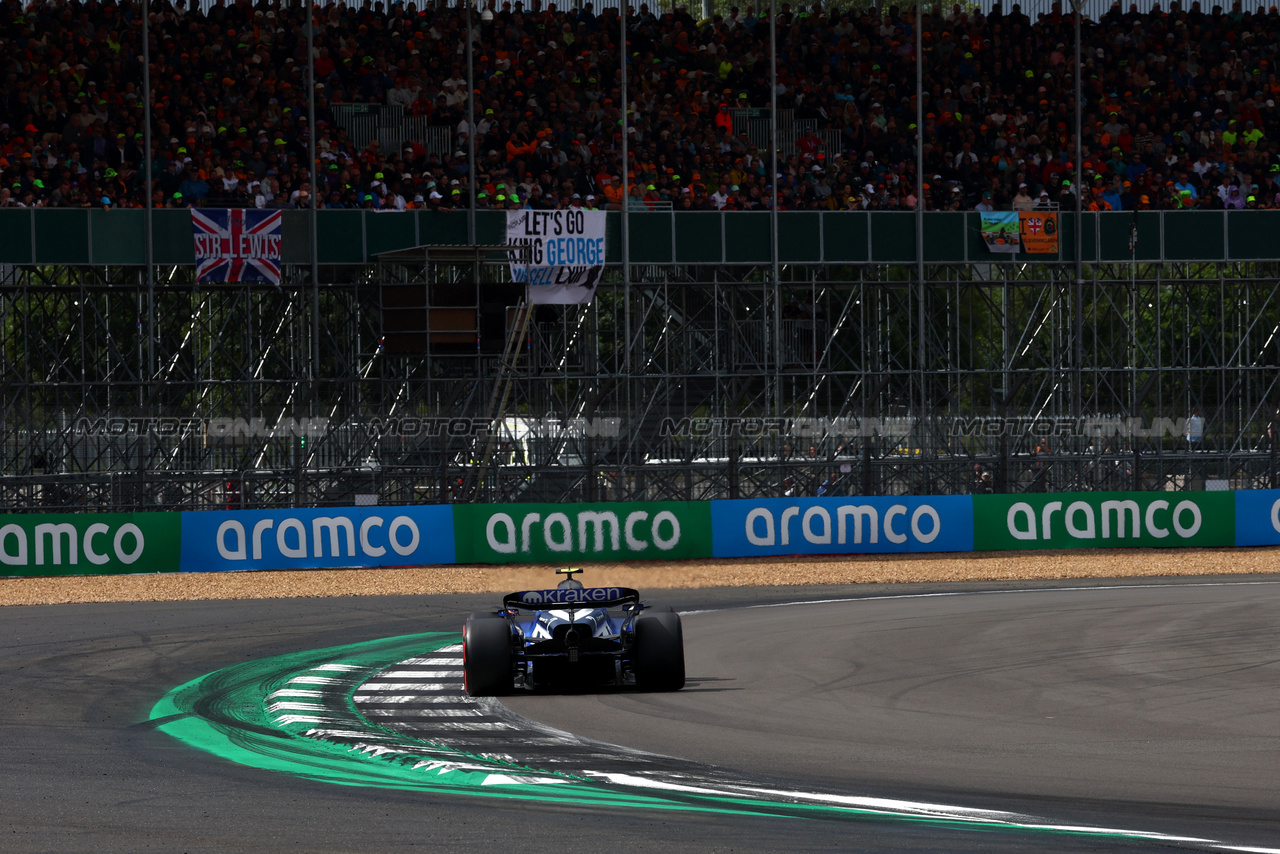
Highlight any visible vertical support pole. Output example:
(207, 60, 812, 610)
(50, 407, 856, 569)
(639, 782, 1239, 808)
(1072, 0, 1085, 491)
(621, 0, 632, 480)
(142, 0, 154, 389)
(140, 0, 155, 509)
(769, 0, 778, 285)
(770, 0, 780, 435)
(467, 0, 476, 246)
(1155, 265, 1164, 491)
(914, 0, 927, 493)
(306, 0, 320, 509)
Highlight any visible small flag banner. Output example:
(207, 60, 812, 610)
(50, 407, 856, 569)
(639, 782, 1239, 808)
(1019, 211, 1059, 254)
(192, 209, 283, 284)
(979, 211, 1021, 254)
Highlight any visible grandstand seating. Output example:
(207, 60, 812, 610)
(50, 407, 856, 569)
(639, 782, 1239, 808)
(1, 0, 1277, 212)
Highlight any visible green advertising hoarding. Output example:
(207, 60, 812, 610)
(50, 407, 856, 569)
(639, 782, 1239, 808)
(973, 492, 1235, 551)
(0, 512, 182, 576)
(453, 502, 713, 564)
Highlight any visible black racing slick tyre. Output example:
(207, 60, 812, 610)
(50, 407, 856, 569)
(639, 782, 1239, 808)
(634, 610, 686, 691)
(463, 616, 513, 697)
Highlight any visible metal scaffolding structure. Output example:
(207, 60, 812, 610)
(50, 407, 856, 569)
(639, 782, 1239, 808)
(2, 253, 1279, 512)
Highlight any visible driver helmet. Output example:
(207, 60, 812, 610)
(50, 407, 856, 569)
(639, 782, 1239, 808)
(556, 567, 585, 589)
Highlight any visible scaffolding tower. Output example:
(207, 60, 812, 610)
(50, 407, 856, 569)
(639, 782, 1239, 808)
(1, 250, 1278, 512)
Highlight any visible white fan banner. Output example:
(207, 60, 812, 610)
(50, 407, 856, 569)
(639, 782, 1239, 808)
(508, 209, 606, 305)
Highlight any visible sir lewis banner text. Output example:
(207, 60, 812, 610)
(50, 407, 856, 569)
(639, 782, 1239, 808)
(192, 209, 282, 285)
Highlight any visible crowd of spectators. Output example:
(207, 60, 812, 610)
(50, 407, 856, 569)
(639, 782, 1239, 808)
(2, 0, 1280, 212)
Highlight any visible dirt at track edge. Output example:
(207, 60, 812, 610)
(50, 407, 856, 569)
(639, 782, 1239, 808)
(2, 547, 1278, 607)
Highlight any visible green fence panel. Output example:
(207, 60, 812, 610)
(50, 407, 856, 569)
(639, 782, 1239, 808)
(1163, 211, 1225, 261)
(90, 209, 146, 264)
(972, 491, 1234, 551)
(453, 501, 713, 564)
(869, 211, 915, 262)
(628, 213, 674, 263)
(923, 212, 965, 263)
(419, 210, 471, 246)
(474, 210, 508, 246)
(677, 212, 726, 263)
(606, 211, 621, 262)
(0, 210, 33, 264)
(1079, 211, 1098, 262)
(152, 209, 197, 264)
(315, 210, 365, 263)
(366, 211, 420, 257)
(1227, 210, 1280, 259)
(822, 211, 869, 262)
(1098, 211, 1134, 261)
(281, 210, 311, 264)
(723, 212, 773, 263)
(778, 212, 822, 263)
(1135, 211, 1163, 261)
(0, 512, 182, 577)
(34, 209, 90, 264)
(1100, 211, 1162, 262)
(19, 209, 1280, 266)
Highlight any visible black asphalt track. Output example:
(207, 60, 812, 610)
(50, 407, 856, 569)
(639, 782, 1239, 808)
(1, 576, 1277, 852)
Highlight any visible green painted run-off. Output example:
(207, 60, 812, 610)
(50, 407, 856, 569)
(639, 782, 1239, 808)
(148, 630, 1210, 844)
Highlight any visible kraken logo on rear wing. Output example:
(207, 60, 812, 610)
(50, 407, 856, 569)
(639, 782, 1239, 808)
(503, 586, 640, 609)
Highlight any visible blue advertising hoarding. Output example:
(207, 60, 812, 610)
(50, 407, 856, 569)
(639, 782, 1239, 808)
(1235, 488, 1280, 546)
(15, 487, 1278, 581)
(179, 505, 456, 572)
(711, 496, 974, 558)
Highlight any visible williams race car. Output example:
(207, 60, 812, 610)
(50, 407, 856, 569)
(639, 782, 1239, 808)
(462, 567, 685, 695)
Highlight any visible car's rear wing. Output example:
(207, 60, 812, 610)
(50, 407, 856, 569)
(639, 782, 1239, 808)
(503, 586, 640, 610)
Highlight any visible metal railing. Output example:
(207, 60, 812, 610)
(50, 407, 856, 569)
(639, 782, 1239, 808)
(331, 104, 452, 158)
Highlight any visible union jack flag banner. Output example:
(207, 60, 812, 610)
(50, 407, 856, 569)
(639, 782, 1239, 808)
(192, 209, 283, 284)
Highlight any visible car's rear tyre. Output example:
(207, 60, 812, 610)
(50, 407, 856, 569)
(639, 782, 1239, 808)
(463, 616, 513, 696)
(634, 610, 685, 691)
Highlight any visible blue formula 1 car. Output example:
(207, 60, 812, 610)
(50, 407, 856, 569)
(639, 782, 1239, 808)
(462, 568, 685, 696)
